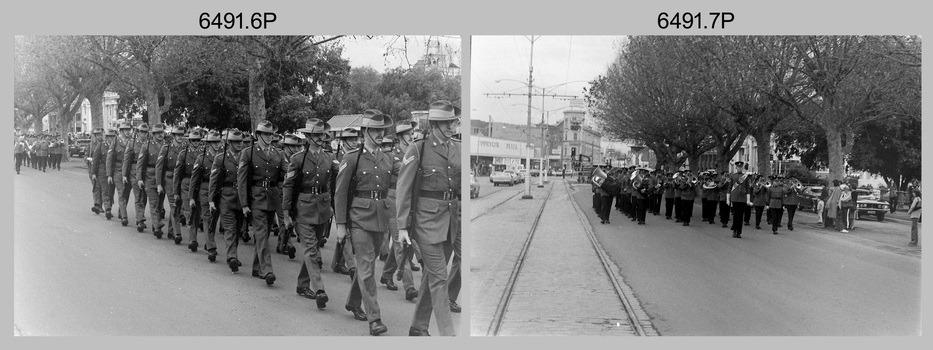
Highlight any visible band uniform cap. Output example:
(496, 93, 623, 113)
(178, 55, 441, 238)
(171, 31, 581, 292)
(255, 120, 278, 134)
(354, 110, 393, 129)
(104, 129, 118, 136)
(92, 127, 104, 134)
(297, 118, 332, 134)
(426, 100, 460, 121)
(283, 134, 304, 145)
(734, 160, 745, 165)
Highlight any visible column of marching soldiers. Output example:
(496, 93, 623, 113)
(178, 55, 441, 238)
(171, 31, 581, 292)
(79, 101, 462, 336)
(592, 161, 804, 237)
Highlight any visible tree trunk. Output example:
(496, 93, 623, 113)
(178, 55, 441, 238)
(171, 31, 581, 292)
(752, 129, 773, 175)
(248, 56, 266, 131)
(89, 90, 105, 129)
(825, 124, 846, 184)
(144, 88, 161, 125)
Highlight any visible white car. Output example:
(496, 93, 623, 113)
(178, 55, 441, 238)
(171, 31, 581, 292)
(490, 171, 517, 186)
(516, 169, 527, 183)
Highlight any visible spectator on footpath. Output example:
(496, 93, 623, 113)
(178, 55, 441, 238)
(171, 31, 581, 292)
(907, 188, 921, 247)
(823, 180, 840, 228)
(889, 186, 899, 214)
(836, 183, 853, 233)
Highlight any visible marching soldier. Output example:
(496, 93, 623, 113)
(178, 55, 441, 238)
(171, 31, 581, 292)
(137, 123, 167, 239)
(663, 173, 675, 219)
(334, 110, 394, 335)
(49, 134, 63, 171)
(107, 123, 134, 227)
(381, 121, 422, 301)
(190, 130, 224, 259)
(727, 161, 751, 238)
(784, 176, 801, 231)
(209, 130, 247, 272)
(124, 123, 150, 233)
(35, 134, 50, 172)
(91, 129, 116, 220)
(678, 170, 698, 226)
(173, 130, 203, 245)
(238, 120, 288, 286)
(397, 101, 461, 336)
(88, 128, 105, 214)
(768, 176, 787, 235)
(752, 175, 769, 229)
(283, 119, 337, 309)
(331, 128, 360, 277)
(157, 126, 187, 243)
(717, 171, 731, 228)
(275, 134, 303, 260)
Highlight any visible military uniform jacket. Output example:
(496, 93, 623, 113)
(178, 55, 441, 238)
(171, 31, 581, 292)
(663, 183, 675, 199)
(679, 183, 699, 200)
(191, 149, 218, 197)
(49, 140, 63, 154)
(335, 147, 392, 232)
(35, 140, 50, 157)
(282, 150, 337, 225)
(768, 185, 788, 208)
(172, 145, 201, 196)
(783, 187, 801, 206)
(13, 140, 26, 154)
(729, 173, 751, 203)
(89, 140, 109, 175)
(107, 137, 129, 179)
(209, 150, 240, 208)
(122, 138, 144, 180)
(396, 134, 461, 245)
(237, 145, 287, 211)
(155, 143, 183, 189)
(136, 140, 164, 182)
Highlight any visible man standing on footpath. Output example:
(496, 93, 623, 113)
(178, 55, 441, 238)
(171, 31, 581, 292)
(397, 101, 461, 336)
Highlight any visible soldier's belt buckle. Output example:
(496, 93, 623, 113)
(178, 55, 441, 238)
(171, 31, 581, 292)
(443, 191, 453, 200)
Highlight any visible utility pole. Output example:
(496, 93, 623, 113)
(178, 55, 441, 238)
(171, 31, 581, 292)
(523, 35, 537, 199)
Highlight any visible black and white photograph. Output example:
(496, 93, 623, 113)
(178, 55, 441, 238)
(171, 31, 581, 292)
(13, 35, 463, 336)
(469, 35, 921, 336)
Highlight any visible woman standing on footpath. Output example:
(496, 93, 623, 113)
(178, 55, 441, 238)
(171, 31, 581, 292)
(907, 188, 921, 247)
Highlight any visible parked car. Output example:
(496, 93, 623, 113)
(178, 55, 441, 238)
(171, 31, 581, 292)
(853, 189, 889, 221)
(797, 185, 824, 212)
(470, 172, 480, 198)
(529, 169, 540, 177)
(515, 169, 527, 182)
(491, 171, 517, 186)
(69, 139, 92, 158)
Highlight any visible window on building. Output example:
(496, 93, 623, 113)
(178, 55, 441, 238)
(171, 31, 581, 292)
(473, 127, 480, 135)
(573, 133, 578, 141)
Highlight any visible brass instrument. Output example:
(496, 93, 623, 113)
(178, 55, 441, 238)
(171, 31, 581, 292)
(592, 167, 608, 187)
(764, 180, 772, 188)
(690, 176, 699, 185)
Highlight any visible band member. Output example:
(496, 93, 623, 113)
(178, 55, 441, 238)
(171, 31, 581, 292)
(283, 119, 337, 309)
(14, 135, 26, 174)
(784, 176, 801, 231)
(49, 134, 63, 171)
(768, 176, 787, 235)
(107, 123, 134, 227)
(191, 131, 224, 259)
(124, 123, 150, 233)
(137, 123, 167, 239)
(752, 175, 769, 229)
(397, 101, 461, 336)
(663, 173, 675, 219)
(727, 161, 751, 238)
(238, 121, 288, 286)
(334, 110, 394, 335)
(209, 130, 247, 271)
(157, 126, 187, 243)
(678, 170, 698, 226)
(718, 171, 731, 228)
(35, 134, 50, 172)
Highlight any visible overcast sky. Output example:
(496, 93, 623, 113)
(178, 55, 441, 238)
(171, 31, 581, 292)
(338, 35, 461, 72)
(470, 35, 626, 127)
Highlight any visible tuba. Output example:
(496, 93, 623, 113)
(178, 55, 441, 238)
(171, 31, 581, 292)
(592, 167, 608, 187)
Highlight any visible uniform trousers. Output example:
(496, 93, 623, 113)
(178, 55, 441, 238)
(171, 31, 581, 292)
(382, 190, 416, 291)
(14, 153, 24, 173)
(296, 223, 327, 292)
(347, 227, 384, 322)
(332, 230, 357, 272)
(599, 194, 613, 221)
(51, 153, 62, 170)
(770, 206, 784, 233)
(97, 168, 112, 211)
(219, 187, 244, 262)
(664, 197, 675, 218)
(163, 175, 178, 237)
(38, 155, 48, 171)
(113, 165, 129, 221)
(730, 202, 748, 235)
(447, 226, 462, 303)
(190, 185, 219, 250)
(128, 167, 147, 223)
(250, 209, 276, 276)
(743, 204, 752, 224)
(754, 205, 765, 227)
(90, 167, 102, 208)
(177, 178, 193, 228)
(411, 236, 455, 336)
(592, 191, 599, 210)
(784, 204, 797, 229)
(719, 200, 731, 225)
(674, 197, 682, 221)
(615, 193, 624, 211)
(144, 169, 163, 232)
(700, 198, 709, 221)
(634, 197, 647, 223)
(679, 199, 694, 224)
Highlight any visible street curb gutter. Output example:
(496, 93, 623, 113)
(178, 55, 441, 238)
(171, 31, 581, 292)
(564, 181, 659, 336)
